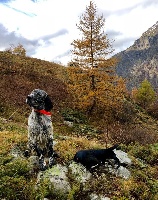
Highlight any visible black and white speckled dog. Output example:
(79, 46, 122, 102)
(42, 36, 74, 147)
(26, 89, 55, 171)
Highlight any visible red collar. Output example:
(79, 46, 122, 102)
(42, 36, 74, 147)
(34, 109, 51, 116)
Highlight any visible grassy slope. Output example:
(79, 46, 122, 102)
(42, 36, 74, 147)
(0, 51, 69, 122)
(0, 51, 158, 199)
(0, 114, 158, 200)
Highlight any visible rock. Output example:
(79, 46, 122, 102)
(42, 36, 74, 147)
(115, 21, 158, 91)
(108, 165, 131, 179)
(68, 161, 91, 183)
(64, 120, 73, 127)
(114, 149, 132, 166)
(37, 164, 71, 193)
(105, 149, 132, 179)
(29, 156, 39, 166)
(10, 145, 23, 158)
(117, 166, 131, 179)
(90, 193, 110, 200)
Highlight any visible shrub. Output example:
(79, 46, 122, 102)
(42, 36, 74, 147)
(130, 143, 158, 165)
(130, 169, 158, 200)
(35, 179, 68, 200)
(112, 99, 136, 123)
(1, 158, 30, 178)
(61, 108, 87, 123)
(147, 100, 158, 119)
(74, 124, 98, 137)
(110, 124, 158, 145)
(0, 158, 36, 200)
(134, 79, 156, 109)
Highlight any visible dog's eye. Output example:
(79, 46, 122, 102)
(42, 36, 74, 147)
(34, 99, 43, 104)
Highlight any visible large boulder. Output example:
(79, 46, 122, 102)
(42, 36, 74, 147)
(68, 161, 91, 184)
(37, 164, 71, 194)
(114, 149, 132, 166)
(99, 149, 132, 180)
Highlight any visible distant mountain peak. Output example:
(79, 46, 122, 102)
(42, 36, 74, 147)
(127, 21, 158, 51)
(143, 21, 158, 37)
(115, 21, 158, 92)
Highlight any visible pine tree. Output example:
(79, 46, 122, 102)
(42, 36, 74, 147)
(67, 1, 126, 117)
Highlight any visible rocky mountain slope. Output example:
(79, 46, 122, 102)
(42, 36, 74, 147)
(115, 21, 158, 92)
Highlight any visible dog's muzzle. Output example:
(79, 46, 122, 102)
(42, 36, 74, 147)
(26, 95, 33, 107)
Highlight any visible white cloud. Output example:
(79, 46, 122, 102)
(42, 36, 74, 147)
(0, 0, 158, 65)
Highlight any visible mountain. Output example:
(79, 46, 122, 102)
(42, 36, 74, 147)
(115, 21, 158, 92)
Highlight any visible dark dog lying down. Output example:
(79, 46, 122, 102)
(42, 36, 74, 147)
(73, 144, 120, 171)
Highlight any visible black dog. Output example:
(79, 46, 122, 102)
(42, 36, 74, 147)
(73, 144, 120, 171)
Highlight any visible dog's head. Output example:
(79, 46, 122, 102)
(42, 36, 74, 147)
(26, 89, 53, 111)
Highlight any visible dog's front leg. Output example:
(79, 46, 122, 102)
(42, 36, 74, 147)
(114, 156, 121, 169)
(48, 139, 56, 167)
(34, 145, 47, 171)
(39, 154, 47, 171)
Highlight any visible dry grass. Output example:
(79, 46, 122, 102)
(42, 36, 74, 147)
(0, 130, 27, 155)
(0, 119, 158, 200)
(55, 136, 103, 163)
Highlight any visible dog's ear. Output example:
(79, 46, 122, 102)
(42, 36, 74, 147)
(44, 95, 53, 111)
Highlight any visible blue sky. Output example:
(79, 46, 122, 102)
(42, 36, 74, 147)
(0, 0, 158, 65)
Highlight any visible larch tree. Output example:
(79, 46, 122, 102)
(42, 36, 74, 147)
(67, 1, 126, 119)
(135, 79, 156, 109)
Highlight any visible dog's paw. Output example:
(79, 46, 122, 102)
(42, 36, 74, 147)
(49, 157, 56, 168)
(24, 150, 30, 157)
(53, 151, 60, 158)
(39, 155, 47, 171)
(40, 164, 47, 171)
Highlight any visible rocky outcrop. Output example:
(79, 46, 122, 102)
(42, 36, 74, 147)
(10, 145, 132, 200)
(35, 150, 131, 199)
(37, 164, 71, 193)
(115, 21, 158, 91)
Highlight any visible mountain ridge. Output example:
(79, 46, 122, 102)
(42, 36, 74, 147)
(115, 21, 158, 92)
